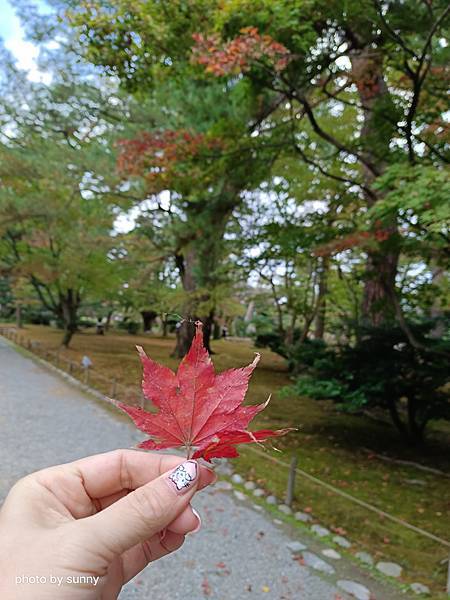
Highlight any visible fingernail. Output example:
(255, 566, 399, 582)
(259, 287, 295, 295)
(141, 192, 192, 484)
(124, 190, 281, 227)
(167, 460, 198, 494)
(188, 508, 202, 535)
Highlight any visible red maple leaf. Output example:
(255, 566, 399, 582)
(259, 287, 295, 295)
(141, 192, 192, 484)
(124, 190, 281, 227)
(118, 322, 291, 461)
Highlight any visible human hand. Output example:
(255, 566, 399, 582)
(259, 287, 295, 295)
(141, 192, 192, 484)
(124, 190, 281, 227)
(0, 450, 216, 599)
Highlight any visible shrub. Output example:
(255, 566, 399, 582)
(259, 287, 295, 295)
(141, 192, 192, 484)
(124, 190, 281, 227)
(118, 319, 140, 335)
(282, 319, 450, 443)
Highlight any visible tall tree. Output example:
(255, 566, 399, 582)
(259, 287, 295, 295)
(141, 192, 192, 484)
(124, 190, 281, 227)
(0, 59, 126, 346)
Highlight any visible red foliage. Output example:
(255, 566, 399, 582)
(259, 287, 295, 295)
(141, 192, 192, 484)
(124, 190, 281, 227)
(118, 322, 291, 461)
(191, 27, 291, 76)
(315, 228, 392, 256)
(116, 129, 222, 191)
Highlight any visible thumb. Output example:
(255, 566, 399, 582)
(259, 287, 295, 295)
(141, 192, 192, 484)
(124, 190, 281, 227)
(75, 460, 199, 556)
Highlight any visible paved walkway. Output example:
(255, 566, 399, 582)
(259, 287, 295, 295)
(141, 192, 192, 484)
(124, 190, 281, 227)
(0, 337, 400, 599)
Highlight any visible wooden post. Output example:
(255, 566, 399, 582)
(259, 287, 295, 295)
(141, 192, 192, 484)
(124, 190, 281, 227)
(446, 553, 450, 596)
(84, 367, 90, 385)
(111, 378, 117, 398)
(285, 456, 298, 507)
(69, 361, 73, 374)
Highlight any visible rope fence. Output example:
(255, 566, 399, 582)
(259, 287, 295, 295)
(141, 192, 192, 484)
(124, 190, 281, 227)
(0, 327, 145, 408)
(238, 446, 450, 595)
(1, 326, 449, 595)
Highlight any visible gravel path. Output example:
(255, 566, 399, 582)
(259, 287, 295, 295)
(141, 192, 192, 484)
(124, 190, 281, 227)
(0, 337, 400, 600)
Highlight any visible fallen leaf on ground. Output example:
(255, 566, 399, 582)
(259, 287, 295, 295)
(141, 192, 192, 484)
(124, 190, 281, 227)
(202, 577, 212, 597)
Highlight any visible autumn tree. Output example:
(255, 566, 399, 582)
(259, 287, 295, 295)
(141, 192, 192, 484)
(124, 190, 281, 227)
(25, 2, 285, 355)
(0, 59, 127, 346)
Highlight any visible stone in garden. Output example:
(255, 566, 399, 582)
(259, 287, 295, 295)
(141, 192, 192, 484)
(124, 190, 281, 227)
(253, 488, 265, 497)
(404, 479, 426, 487)
(266, 495, 277, 505)
(273, 519, 282, 525)
(322, 548, 341, 560)
(244, 480, 256, 491)
(286, 541, 307, 553)
(252, 504, 263, 511)
(355, 551, 374, 566)
(278, 504, 292, 515)
(332, 534, 351, 548)
(302, 552, 335, 574)
(376, 561, 402, 578)
(295, 511, 312, 522)
(214, 462, 233, 476)
(233, 490, 246, 501)
(215, 480, 232, 491)
(410, 582, 430, 595)
(311, 524, 330, 538)
(337, 580, 371, 600)
(231, 473, 244, 485)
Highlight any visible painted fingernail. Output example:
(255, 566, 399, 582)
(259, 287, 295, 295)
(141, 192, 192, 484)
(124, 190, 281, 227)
(188, 507, 202, 534)
(167, 460, 198, 494)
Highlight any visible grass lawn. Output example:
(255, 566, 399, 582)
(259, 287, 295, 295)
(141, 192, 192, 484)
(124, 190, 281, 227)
(4, 324, 450, 596)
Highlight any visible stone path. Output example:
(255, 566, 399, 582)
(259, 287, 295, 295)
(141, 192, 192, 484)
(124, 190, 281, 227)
(0, 337, 404, 599)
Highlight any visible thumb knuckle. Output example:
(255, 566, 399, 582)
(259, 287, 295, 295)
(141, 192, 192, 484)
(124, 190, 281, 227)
(129, 485, 167, 526)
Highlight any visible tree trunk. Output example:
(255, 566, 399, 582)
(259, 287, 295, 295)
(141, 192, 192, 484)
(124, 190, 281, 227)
(362, 237, 399, 326)
(172, 220, 224, 356)
(213, 319, 221, 340)
(161, 313, 169, 337)
(174, 319, 197, 358)
(387, 395, 428, 445)
(60, 289, 79, 348)
(173, 247, 200, 357)
(141, 310, 158, 332)
(387, 396, 408, 439)
(314, 257, 329, 339)
(350, 47, 399, 325)
(105, 309, 113, 332)
(284, 312, 297, 346)
(430, 266, 445, 339)
(15, 303, 23, 329)
(244, 300, 255, 322)
(170, 188, 238, 357)
(406, 396, 430, 445)
(173, 313, 214, 358)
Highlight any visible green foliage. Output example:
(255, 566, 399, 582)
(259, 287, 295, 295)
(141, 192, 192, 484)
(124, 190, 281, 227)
(285, 376, 368, 411)
(0, 62, 131, 344)
(284, 320, 450, 441)
(117, 319, 140, 335)
(372, 164, 450, 259)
